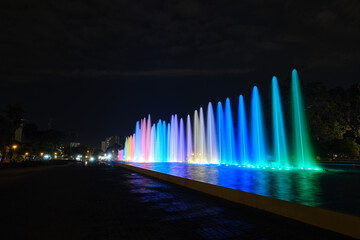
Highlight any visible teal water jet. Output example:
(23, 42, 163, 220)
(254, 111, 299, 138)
(272, 77, 289, 167)
(251, 86, 267, 165)
(238, 95, 250, 165)
(291, 69, 316, 168)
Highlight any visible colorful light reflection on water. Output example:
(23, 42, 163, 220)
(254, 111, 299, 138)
(124, 162, 360, 216)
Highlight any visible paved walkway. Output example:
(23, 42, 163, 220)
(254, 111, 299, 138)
(0, 164, 353, 239)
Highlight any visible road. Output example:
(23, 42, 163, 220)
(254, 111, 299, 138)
(0, 163, 352, 240)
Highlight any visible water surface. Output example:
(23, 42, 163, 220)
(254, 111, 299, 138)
(123, 162, 360, 217)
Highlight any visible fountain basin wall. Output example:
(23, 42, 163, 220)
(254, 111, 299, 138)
(118, 162, 360, 239)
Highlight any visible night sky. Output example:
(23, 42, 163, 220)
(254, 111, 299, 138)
(1, 0, 360, 147)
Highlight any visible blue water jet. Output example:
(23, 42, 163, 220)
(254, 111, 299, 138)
(225, 98, 236, 165)
(272, 77, 289, 167)
(238, 95, 250, 165)
(251, 86, 267, 165)
(216, 102, 227, 164)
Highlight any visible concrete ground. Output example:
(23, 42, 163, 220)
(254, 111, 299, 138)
(0, 163, 353, 240)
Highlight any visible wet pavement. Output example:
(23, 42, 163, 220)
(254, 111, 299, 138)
(0, 163, 353, 239)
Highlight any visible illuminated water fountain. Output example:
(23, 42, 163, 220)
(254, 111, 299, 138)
(238, 95, 250, 166)
(292, 70, 315, 168)
(251, 86, 267, 166)
(121, 69, 317, 169)
(272, 76, 289, 167)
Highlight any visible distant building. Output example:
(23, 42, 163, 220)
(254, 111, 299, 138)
(101, 136, 120, 152)
(106, 136, 120, 148)
(14, 125, 23, 142)
(101, 141, 106, 152)
(14, 119, 26, 143)
(70, 142, 80, 148)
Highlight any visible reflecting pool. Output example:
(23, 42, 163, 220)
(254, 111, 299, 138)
(121, 162, 360, 217)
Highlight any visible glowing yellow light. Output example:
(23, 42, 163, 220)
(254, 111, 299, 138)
(12, 145, 18, 149)
(40, 152, 44, 156)
(25, 152, 29, 156)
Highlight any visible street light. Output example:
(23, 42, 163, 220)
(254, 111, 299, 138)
(12, 145, 18, 161)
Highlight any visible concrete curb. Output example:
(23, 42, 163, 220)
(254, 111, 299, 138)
(119, 163, 360, 239)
